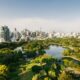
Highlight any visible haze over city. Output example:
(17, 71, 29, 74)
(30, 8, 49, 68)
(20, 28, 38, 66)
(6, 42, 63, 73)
(0, 0, 80, 32)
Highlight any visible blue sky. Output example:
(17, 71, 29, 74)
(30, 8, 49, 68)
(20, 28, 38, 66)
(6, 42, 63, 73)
(0, 0, 80, 32)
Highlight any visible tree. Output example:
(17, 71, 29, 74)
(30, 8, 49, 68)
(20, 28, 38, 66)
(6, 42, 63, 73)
(0, 65, 8, 80)
(58, 71, 73, 80)
(32, 65, 42, 73)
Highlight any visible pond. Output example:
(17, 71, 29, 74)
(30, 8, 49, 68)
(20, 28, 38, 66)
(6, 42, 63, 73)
(14, 45, 65, 59)
(45, 45, 65, 58)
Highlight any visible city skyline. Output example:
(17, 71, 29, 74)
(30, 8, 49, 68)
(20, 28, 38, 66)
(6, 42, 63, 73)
(0, 0, 80, 32)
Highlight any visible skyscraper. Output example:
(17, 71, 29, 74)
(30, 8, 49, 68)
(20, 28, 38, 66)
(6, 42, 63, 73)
(0, 26, 11, 42)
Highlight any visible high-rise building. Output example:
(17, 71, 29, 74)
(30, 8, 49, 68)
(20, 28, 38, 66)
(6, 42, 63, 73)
(0, 26, 11, 42)
(11, 28, 21, 42)
(20, 29, 31, 41)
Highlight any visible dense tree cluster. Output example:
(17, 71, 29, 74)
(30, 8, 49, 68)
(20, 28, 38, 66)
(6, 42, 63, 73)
(0, 37, 79, 80)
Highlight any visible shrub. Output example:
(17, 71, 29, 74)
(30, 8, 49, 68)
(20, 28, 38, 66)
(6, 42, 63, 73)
(32, 65, 42, 73)
(0, 65, 8, 80)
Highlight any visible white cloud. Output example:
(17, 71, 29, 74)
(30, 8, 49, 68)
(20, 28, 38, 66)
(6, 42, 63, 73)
(0, 17, 80, 32)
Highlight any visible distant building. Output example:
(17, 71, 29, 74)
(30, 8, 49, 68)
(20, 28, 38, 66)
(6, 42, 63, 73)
(0, 26, 11, 42)
(11, 28, 21, 42)
(20, 29, 31, 41)
(0, 25, 80, 42)
(48, 32, 55, 38)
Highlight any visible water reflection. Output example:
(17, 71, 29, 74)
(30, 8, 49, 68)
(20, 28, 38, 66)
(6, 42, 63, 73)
(45, 45, 65, 58)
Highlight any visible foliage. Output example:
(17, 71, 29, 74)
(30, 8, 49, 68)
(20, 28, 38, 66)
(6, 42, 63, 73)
(0, 37, 79, 80)
(32, 65, 42, 73)
(58, 71, 73, 80)
(0, 65, 8, 80)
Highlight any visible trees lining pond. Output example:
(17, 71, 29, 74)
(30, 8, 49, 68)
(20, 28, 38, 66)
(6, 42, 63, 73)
(0, 37, 80, 80)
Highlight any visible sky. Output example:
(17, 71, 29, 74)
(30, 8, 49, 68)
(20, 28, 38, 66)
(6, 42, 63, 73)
(0, 0, 80, 32)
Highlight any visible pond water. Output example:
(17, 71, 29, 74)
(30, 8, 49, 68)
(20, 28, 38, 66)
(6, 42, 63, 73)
(45, 45, 65, 58)
(15, 45, 65, 59)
